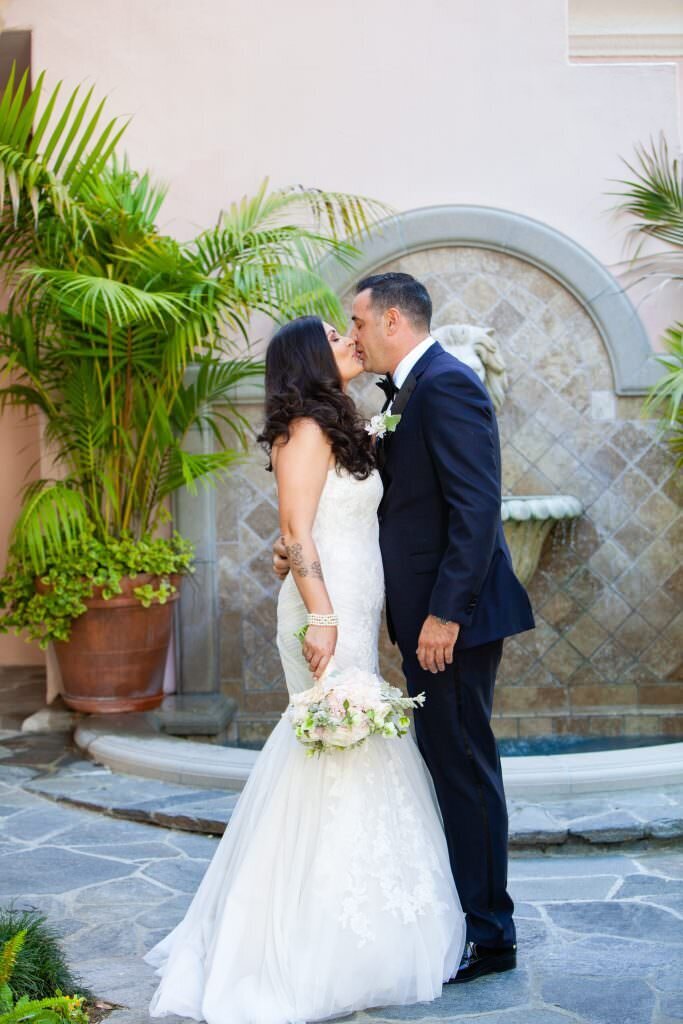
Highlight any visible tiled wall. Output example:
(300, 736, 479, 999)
(216, 245, 682, 746)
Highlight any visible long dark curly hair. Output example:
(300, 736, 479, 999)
(257, 316, 375, 479)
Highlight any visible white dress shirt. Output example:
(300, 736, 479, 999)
(388, 336, 436, 410)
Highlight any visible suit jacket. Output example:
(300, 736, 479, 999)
(378, 342, 535, 652)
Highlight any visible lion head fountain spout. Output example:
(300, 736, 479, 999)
(432, 323, 583, 586)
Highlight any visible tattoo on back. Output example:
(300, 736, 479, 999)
(287, 543, 323, 580)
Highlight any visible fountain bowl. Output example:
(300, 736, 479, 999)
(502, 494, 583, 587)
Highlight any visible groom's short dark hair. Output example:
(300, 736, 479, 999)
(356, 272, 432, 332)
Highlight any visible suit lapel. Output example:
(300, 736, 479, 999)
(391, 373, 417, 416)
(380, 375, 414, 468)
(411, 339, 444, 379)
(387, 341, 444, 430)
(379, 342, 444, 475)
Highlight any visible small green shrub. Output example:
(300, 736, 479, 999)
(0, 910, 87, 1004)
(0, 992, 87, 1024)
(0, 929, 87, 1023)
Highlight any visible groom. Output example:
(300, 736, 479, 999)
(275, 273, 534, 982)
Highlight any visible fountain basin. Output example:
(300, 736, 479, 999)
(502, 494, 583, 587)
(73, 722, 683, 798)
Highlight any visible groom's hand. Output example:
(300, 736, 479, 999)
(272, 536, 290, 580)
(417, 616, 460, 674)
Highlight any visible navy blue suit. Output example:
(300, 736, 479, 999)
(377, 341, 534, 949)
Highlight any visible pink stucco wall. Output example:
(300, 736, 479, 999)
(0, 402, 43, 665)
(3, 1, 678, 256)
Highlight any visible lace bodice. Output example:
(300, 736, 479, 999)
(277, 468, 385, 694)
(313, 466, 383, 540)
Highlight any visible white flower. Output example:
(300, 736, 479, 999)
(285, 663, 425, 756)
(365, 412, 401, 439)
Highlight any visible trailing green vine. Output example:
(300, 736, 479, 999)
(0, 525, 194, 648)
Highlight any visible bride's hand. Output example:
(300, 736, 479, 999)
(303, 625, 337, 679)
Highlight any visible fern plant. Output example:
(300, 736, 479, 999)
(0, 909, 85, 1004)
(0, 931, 86, 1024)
(0, 66, 385, 642)
(0, 931, 23, 1001)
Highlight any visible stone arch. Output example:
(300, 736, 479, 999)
(322, 205, 662, 395)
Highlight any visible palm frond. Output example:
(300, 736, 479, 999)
(643, 323, 683, 425)
(11, 482, 89, 574)
(21, 267, 192, 328)
(271, 183, 390, 240)
(0, 64, 126, 233)
(155, 447, 241, 500)
(609, 134, 683, 257)
(198, 179, 391, 329)
(0, 71, 387, 553)
(172, 357, 264, 448)
(93, 157, 168, 229)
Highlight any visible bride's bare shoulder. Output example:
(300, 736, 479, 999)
(271, 417, 333, 474)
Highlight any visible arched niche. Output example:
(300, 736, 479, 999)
(322, 205, 662, 395)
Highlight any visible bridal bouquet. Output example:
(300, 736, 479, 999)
(286, 662, 425, 757)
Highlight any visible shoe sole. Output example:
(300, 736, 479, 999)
(448, 954, 517, 984)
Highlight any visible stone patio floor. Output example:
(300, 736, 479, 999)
(1, 727, 683, 1024)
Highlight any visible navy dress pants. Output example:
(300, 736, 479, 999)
(402, 637, 515, 949)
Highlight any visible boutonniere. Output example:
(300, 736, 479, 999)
(365, 412, 401, 439)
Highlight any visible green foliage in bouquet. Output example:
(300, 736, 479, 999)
(0, 64, 386, 641)
(294, 624, 309, 645)
(0, 927, 86, 1024)
(287, 671, 426, 757)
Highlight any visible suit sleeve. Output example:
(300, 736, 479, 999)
(420, 369, 500, 626)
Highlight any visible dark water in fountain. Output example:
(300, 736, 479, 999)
(229, 734, 681, 754)
(497, 735, 681, 757)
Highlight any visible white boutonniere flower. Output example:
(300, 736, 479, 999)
(365, 413, 402, 439)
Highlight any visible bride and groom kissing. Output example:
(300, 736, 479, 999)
(145, 272, 536, 1024)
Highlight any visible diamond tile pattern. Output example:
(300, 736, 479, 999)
(214, 246, 681, 744)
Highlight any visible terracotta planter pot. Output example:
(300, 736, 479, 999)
(46, 574, 183, 714)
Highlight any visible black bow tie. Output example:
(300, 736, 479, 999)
(376, 374, 398, 408)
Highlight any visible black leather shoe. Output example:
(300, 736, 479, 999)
(447, 941, 517, 983)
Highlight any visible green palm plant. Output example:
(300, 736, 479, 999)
(642, 322, 683, 466)
(610, 134, 683, 462)
(0, 66, 386, 655)
(609, 134, 683, 296)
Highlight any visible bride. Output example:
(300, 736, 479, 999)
(145, 316, 465, 1024)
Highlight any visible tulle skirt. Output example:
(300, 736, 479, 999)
(145, 715, 465, 1024)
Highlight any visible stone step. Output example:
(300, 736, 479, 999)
(18, 753, 683, 849)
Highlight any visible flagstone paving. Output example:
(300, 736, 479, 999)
(4, 729, 683, 849)
(2, 747, 683, 1023)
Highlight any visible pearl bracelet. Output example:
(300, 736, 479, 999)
(306, 613, 339, 627)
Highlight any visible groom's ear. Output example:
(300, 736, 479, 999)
(384, 307, 401, 335)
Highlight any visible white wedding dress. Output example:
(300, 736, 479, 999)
(145, 468, 465, 1024)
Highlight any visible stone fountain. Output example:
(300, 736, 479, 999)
(432, 324, 583, 586)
